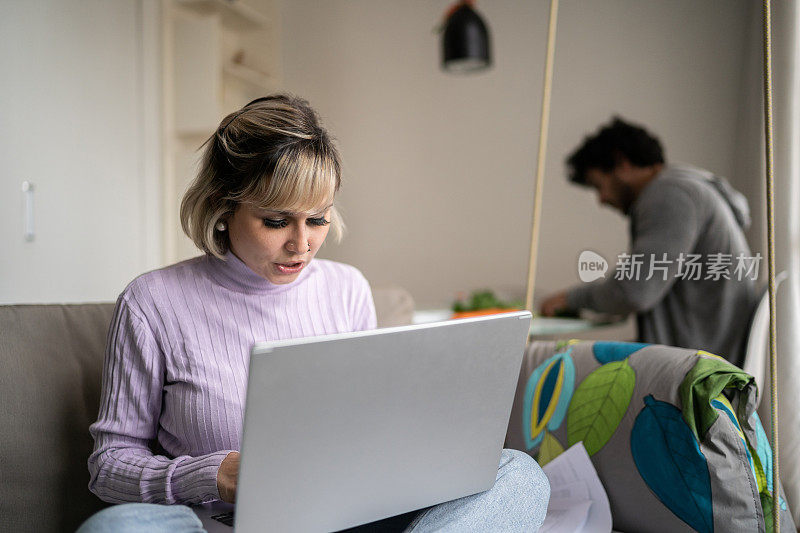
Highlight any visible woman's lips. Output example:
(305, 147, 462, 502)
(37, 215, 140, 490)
(274, 261, 305, 274)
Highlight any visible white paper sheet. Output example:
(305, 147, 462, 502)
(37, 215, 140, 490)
(541, 442, 613, 533)
(548, 480, 591, 502)
(539, 499, 592, 533)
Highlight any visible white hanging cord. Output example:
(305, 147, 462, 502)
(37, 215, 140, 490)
(762, 0, 780, 530)
(525, 0, 559, 314)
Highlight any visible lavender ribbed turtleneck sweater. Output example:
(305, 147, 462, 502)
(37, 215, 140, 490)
(88, 251, 376, 505)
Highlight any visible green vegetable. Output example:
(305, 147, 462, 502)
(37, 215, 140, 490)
(452, 289, 522, 312)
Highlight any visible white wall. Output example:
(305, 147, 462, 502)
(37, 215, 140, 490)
(279, 0, 752, 309)
(0, 0, 162, 304)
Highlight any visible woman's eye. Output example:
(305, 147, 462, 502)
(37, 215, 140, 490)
(307, 217, 330, 227)
(263, 216, 328, 228)
(263, 218, 288, 228)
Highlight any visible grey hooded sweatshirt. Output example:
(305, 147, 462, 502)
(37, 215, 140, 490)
(566, 165, 759, 367)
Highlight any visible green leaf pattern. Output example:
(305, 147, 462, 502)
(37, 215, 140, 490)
(567, 360, 636, 456)
(761, 492, 775, 533)
(537, 431, 565, 467)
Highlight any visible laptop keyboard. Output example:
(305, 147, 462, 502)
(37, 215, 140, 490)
(210, 509, 419, 530)
(211, 511, 235, 527)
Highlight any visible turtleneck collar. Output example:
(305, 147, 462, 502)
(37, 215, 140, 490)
(204, 250, 313, 294)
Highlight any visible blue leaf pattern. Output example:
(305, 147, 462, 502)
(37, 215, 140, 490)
(753, 412, 773, 493)
(631, 395, 713, 533)
(593, 341, 649, 364)
(751, 412, 787, 510)
(538, 359, 561, 422)
(522, 350, 575, 450)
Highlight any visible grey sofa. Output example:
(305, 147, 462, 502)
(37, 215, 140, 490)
(5, 293, 796, 533)
(0, 286, 414, 533)
(1, 303, 115, 533)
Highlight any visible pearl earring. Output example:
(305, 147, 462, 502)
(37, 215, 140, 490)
(307, 242, 311, 252)
(216, 221, 227, 231)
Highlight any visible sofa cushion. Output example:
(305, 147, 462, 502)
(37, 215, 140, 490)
(506, 340, 795, 533)
(0, 303, 115, 533)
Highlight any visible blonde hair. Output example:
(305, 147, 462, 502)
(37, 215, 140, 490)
(180, 94, 344, 259)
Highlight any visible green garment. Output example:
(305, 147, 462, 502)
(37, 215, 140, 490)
(679, 356, 754, 441)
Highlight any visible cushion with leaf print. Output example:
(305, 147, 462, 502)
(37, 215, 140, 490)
(505, 340, 795, 533)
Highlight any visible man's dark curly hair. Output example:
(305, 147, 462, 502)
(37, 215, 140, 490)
(566, 117, 665, 185)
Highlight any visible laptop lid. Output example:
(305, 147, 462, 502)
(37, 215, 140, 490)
(235, 311, 531, 532)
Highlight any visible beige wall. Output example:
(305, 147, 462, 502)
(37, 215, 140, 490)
(279, 0, 751, 309)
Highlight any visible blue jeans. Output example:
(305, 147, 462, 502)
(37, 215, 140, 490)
(77, 449, 550, 532)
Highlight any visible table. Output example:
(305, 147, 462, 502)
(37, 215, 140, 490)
(411, 310, 634, 341)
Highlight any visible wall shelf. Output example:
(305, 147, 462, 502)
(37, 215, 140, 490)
(223, 62, 271, 90)
(165, 0, 281, 263)
(176, 0, 267, 31)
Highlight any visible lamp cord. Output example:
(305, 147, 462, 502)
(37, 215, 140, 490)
(762, 0, 780, 530)
(525, 0, 559, 314)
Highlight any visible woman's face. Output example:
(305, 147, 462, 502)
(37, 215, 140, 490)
(227, 202, 332, 284)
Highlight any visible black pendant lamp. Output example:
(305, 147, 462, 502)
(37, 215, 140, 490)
(441, 1, 492, 73)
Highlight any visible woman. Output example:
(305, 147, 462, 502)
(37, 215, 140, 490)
(78, 94, 549, 532)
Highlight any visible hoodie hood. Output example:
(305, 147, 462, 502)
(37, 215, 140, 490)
(668, 164, 751, 229)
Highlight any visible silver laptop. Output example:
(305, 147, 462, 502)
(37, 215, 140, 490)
(194, 311, 531, 532)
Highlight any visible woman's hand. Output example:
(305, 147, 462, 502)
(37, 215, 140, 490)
(217, 451, 240, 503)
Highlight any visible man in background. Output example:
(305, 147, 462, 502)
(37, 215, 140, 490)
(540, 117, 759, 366)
